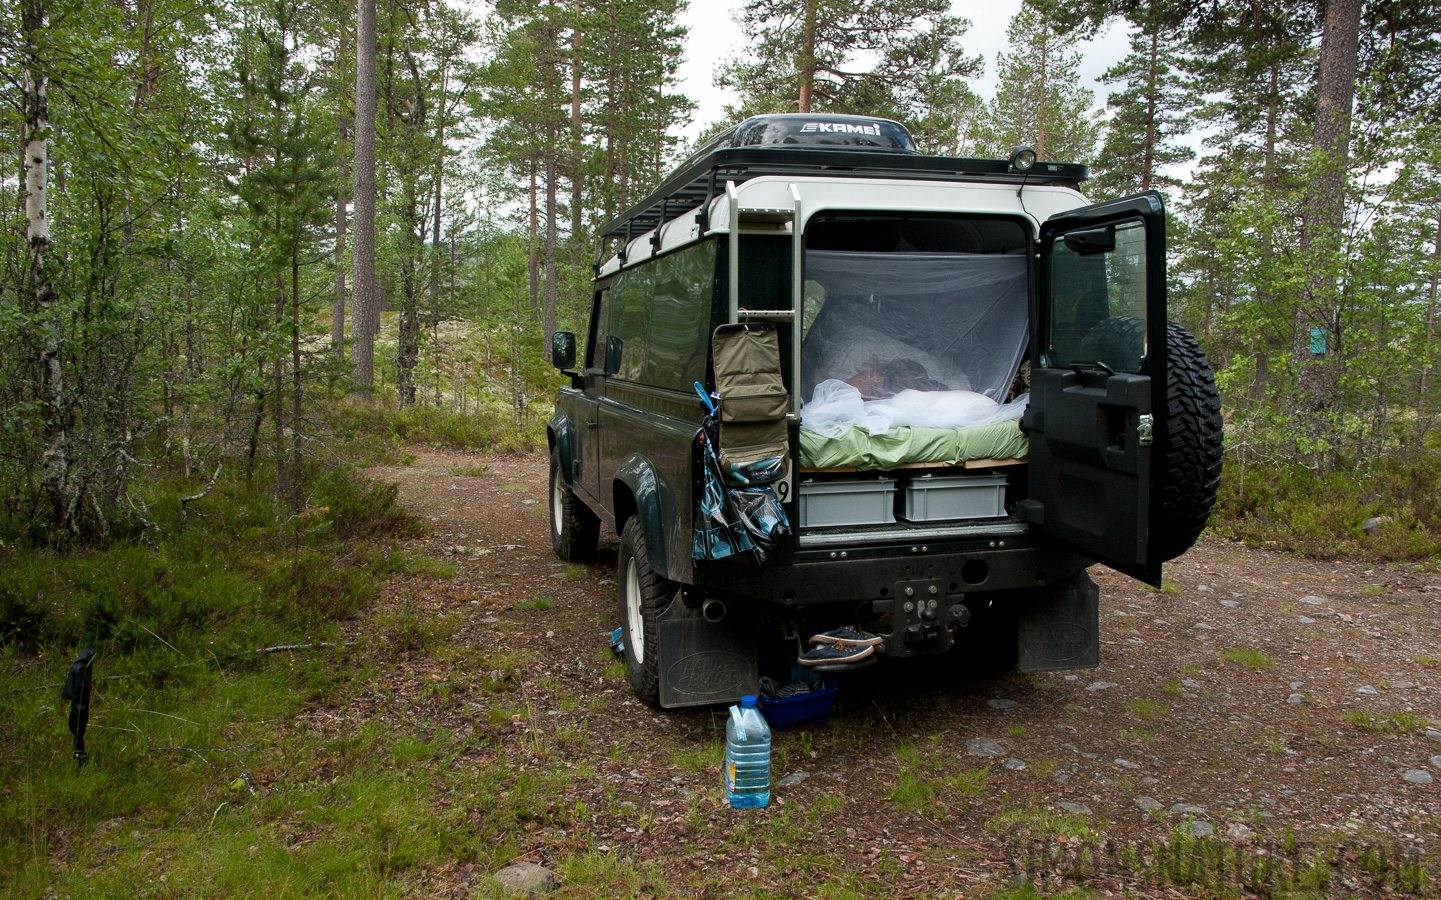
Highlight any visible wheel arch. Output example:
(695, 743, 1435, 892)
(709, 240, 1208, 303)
(548, 415, 578, 486)
(612, 456, 674, 581)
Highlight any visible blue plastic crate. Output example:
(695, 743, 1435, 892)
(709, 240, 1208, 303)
(758, 678, 839, 730)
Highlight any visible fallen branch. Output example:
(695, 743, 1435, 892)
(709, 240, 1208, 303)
(180, 462, 222, 524)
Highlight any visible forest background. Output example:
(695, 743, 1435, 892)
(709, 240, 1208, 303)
(5, 0, 1441, 654)
(4, 1, 1441, 894)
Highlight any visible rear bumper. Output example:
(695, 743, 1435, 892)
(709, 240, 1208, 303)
(697, 532, 1092, 607)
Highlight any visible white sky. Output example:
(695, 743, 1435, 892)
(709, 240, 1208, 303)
(674, 1, 1135, 142)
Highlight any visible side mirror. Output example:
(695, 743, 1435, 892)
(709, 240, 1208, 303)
(1063, 226, 1116, 256)
(551, 331, 576, 370)
(605, 335, 623, 375)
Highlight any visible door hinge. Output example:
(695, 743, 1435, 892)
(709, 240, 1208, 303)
(1137, 414, 1154, 447)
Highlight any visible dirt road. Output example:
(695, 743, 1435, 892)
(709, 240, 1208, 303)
(349, 449, 1441, 897)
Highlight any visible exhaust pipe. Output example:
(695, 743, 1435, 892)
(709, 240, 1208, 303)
(702, 599, 728, 623)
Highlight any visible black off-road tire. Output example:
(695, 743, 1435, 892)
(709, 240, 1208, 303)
(1073, 316, 1223, 560)
(618, 517, 672, 707)
(1156, 321, 1223, 561)
(549, 450, 599, 563)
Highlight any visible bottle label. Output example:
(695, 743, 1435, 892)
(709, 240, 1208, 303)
(725, 762, 736, 791)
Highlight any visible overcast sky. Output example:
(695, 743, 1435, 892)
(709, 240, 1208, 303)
(673, 1, 1135, 142)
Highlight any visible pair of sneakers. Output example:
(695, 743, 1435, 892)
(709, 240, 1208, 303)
(798, 626, 882, 667)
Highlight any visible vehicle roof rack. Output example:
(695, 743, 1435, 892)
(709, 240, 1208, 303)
(595, 146, 1089, 263)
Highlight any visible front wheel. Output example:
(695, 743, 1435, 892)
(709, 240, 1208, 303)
(618, 517, 672, 707)
(549, 450, 599, 562)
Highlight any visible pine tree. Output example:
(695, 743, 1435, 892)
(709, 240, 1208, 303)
(715, 0, 981, 148)
(1091, 8, 1194, 197)
(978, 4, 1100, 163)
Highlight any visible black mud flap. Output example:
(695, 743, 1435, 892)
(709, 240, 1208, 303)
(1017, 572, 1100, 672)
(657, 594, 758, 708)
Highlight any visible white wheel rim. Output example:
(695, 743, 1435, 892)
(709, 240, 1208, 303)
(625, 557, 644, 664)
(551, 474, 564, 536)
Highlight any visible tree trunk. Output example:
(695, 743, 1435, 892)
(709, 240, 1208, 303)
(23, 0, 70, 536)
(430, 64, 446, 345)
(570, 9, 583, 239)
(351, 0, 378, 394)
(528, 162, 539, 309)
(798, 0, 817, 112)
(544, 132, 558, 358)
(291, 233, 303, 510)
(1419, 211, 1441, 430)
(1036, 28, 1049, 160)
(1295, 0, 1363, 414)
(1141, 29, 1157, 191)
(333, 22, 349, 357)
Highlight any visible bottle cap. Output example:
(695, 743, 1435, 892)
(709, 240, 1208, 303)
(740, 695, 757, 708)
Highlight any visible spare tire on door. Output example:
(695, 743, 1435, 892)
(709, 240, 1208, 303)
(1156, 320, 1223, 561)
(1074, 316, 1223, 560)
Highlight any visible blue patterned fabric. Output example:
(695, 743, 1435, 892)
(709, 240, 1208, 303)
(693, 434, 790, 569)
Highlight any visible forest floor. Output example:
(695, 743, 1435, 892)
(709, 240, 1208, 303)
(315, 448, 1441, 899)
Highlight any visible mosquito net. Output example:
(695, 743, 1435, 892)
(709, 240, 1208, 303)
(799, 251, 1030, 434)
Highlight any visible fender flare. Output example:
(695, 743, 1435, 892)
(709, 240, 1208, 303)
(547, 414, 579, 486)
(614, 455, 675, 580)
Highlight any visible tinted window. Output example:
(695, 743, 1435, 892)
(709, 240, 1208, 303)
(611, 267, 650, 382)
(1047, 219, 1148, 373)
(586, 288, 610, 370)
(644, 240, 716, 389)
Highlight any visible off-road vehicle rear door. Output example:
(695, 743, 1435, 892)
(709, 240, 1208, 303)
(1020, 192, 1167, 586)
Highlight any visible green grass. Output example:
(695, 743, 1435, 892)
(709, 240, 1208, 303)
(448, 463, 490, 477)
(1415, 655, 1439, 668)
(1125, 698, 1167, 720)
(1361, 584, 1385, 595)
(513, 596, 554, 611)
(1223, 647, 1275, 670)
(1348, 710, 1427, 734)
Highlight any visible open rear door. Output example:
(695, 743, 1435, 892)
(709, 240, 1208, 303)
(1017, 192, 1167, 586)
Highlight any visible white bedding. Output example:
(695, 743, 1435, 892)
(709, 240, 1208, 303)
(800, 379, 1029, 438)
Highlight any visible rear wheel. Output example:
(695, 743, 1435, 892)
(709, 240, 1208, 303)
(618, 517, 671, 706)
(549, 450, 599, 562)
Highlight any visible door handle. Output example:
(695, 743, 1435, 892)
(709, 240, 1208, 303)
(587, 420, 600, 429)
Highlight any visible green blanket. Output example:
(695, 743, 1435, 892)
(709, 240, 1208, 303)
(799, 421, 1029, 471)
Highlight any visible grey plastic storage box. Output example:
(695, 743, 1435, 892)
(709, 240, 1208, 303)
(798, 478, 897, 528)
(902, 474, 1007, 521)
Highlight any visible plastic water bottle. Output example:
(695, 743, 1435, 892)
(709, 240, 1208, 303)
(724, 695, 771, 808)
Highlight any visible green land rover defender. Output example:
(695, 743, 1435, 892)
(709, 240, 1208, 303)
(547, 114, 1223, 708)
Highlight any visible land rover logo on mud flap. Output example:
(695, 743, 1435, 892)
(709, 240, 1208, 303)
(800, 122, 882, 136)
(667, 651, 744, 696)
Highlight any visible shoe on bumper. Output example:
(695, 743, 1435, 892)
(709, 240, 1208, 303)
(798, 641, 875, 667)
(808, 625, 883, 647)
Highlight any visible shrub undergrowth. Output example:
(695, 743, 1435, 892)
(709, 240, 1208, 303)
(1210, 453, 1441, 561)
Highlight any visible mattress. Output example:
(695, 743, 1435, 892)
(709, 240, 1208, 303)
(799, 420, 1029, 471)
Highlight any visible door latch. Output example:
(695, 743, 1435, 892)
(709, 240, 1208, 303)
(1136, 413, 1154, 447)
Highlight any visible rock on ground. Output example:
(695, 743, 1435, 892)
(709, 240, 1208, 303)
(492, 862, 554, 897)
(967, 737, 1005, 757)
(1182, 821, 1215, 838)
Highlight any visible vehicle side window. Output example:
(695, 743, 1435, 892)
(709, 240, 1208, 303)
(1047, 218, 1148, 373)
(643, 240, 716, 389)
(610, 269, 650, 382)
(586, 287, 611, 371)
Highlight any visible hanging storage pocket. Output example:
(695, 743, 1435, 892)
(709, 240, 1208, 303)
(711, 324, 790, 486)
